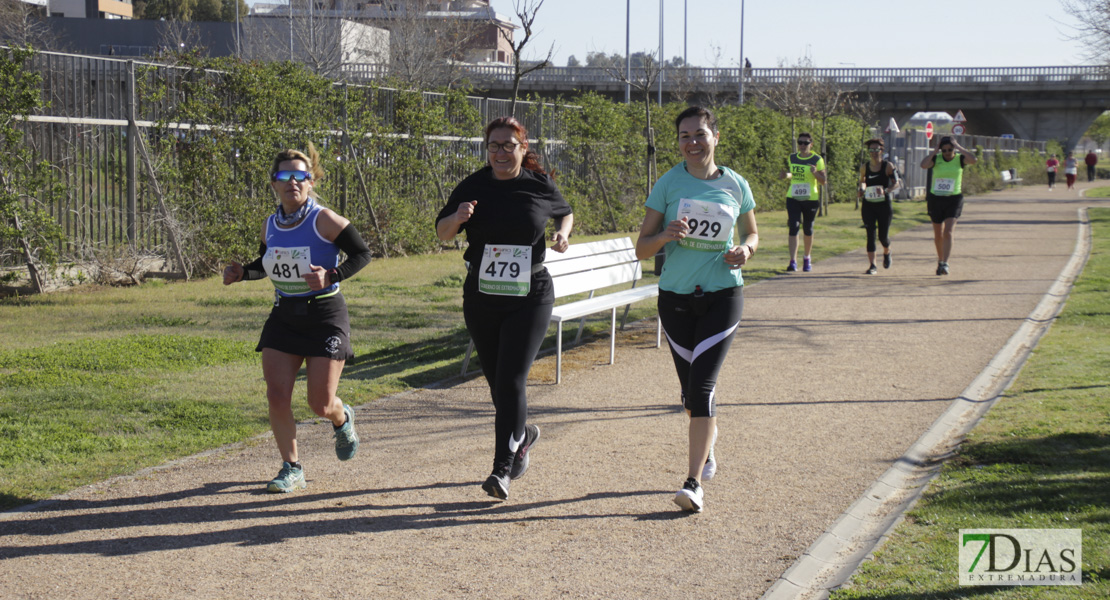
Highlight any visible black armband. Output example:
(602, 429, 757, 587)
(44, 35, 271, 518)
(332, 224, 372, 282)
(242, 241, 267, 281)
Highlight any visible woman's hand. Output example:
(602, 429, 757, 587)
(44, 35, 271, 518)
(303, 265, 330, 291)
(723, 245, 751, 270)
(223, 261, 244, 285)
(664, 217, 690, 241)
(550, 231, 570, 253)
(456, 200, 477, 224)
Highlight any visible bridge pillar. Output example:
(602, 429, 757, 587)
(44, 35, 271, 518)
(995, 108, 1106, 150)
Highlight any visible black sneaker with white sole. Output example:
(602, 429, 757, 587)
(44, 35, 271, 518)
(509, 424, 540, 480)
(482, 472, 510, 500)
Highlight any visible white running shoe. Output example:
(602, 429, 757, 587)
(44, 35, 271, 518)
(673, 477, 704, 513)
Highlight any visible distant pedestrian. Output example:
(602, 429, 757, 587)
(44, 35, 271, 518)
(857, 138, 899, 274)
(779, 132, 826, 272)
(920, 136, 977, 276)
(1064, 152, 1078, 190)
(436, 116, 573, 501)
(1085, 150, 1098, 182)
(635, 106, 759, 513)
(1045, 154, 1059, 190)
(223, 143, 372, 493)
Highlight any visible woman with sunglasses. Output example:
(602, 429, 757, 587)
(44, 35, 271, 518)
(436, 116, 573, 500)
(779, 133, 826, 272)
(636, 106, 758, 513)
(222, 143, 372, 493)
(857, 138, 899, 275)
(920, 136, 977, 276)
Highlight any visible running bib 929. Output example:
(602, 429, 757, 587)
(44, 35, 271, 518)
(264, 246, 313, 294)
(932, 178, 956, 195)
(478, 244, 531, 296)
(864, 185, 885, 201)
(790, 182, 811, 199)
(677, 198, 735, 252)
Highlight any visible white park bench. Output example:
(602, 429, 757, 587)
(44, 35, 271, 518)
(1000, 168, 1023, 187)
(461, 237, 661, 383)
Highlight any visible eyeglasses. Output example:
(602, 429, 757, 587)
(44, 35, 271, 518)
(797, 140, 812, 145)
(867, 148, 882, 153)
(486, 141, 519, 153)
(271, 170, 313, 182)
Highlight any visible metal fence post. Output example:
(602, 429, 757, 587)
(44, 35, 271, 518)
(126, 60, 137, 246)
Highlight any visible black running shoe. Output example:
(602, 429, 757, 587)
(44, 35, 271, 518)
(865, 265, 877, 275)
(509, 424, 540, 480)
(883, 252, 892, 269)
(482, 472, 510, 500)
(937, 261, 949, 276)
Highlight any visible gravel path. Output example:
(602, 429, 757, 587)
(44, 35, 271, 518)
(2, 184, 1104, 599)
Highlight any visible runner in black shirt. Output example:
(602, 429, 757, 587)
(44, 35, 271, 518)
(436, 116, 573, 500)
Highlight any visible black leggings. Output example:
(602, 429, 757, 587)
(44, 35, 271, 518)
(861, 199, 893, 253)
(1047, 171, 1056, 187)
(658, 287, 744, 418)
(464, 300, 553, 470)
(786, 198, 820, 236)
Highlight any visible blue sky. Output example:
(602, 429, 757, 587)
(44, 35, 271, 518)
(488, 0, 1092, 69)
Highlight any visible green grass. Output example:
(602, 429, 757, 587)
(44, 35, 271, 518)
(831, 208, 1110, 599)
(1085, 186, 1110, 199)
(0, 200, 929, 510)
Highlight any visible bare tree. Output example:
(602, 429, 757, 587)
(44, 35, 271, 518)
(0, 0, 60, 50)
(497, 0, 553, 116)
(603, 53, 663, 196)
(381, 1, 481, 89)
(1060, 0, 1110, 63)
(241, 8, 388, 80)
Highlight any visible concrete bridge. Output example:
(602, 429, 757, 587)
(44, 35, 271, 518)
(344, 64, 1110, 148)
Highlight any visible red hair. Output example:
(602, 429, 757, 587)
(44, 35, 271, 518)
(484, 116, 546, 175)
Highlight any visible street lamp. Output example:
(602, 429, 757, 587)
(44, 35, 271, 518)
(658, 0, 663, 106)
(625, 0, 631, 103)
(738, 0, 745, 104)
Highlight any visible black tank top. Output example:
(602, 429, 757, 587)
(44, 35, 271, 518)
(863, 160, 895, 199)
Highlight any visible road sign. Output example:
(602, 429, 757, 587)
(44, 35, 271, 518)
(953, 110, 967, 122)
(925, 121, 934, 140)
(887, 117, 900, 133)
(952, 124, 966, 135)
(1001, 134, 1015, 139)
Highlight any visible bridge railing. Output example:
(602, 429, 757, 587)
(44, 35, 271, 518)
(341, 64, 1110, 87)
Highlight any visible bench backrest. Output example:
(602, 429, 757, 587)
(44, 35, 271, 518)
(544, 237, 642, 299)
(1001, 170, 1013, 182)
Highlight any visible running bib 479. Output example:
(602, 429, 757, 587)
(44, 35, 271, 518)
(264, 246, 313, 294)
(677, 198, 735, 252)
(478, 244, 531, 296)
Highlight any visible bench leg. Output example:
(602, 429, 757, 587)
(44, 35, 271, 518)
(656, 314, 662, 348)
(556, 321, 563, 384)
(609, 307, 617, 365)
(461, 338, 475, 375)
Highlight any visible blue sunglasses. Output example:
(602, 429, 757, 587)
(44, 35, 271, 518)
(271, 170, 313, 182)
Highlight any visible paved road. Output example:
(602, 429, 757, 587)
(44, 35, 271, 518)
(1, 183, 1104, 599)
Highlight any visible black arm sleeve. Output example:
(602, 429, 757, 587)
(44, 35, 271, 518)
(241, 241, 267, 281)
(332, 224, 372, 282)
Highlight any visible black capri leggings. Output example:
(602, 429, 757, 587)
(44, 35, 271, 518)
(464, 300, 553, 469)
(861, 198, 893, 253)
(786, 198, 820, 236)
(658, 286, 745, 418)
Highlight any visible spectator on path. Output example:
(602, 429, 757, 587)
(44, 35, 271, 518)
(635, 105, 759, 513)
(222, 143, 372, 493)
(1045, 154, 1059, 190)
(857, 138, 900, 275)
(1085, 150, 1098, 182)
(1064, 152, 1079, 190)
(921, 136, 977, 276)
(778, 132, 826, 272)
(435, 116, 573, 501)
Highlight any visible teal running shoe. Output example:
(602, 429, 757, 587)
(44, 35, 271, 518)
(334, 403, 359, 461)
(267, 462, 306, 493)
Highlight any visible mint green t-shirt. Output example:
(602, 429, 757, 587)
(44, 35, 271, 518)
(645, 162, 757, 294)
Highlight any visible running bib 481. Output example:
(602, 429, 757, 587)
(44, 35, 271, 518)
(264, 246, 313, 294)
(677, 198, 735, 252)
(478, 244, 531, 296)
